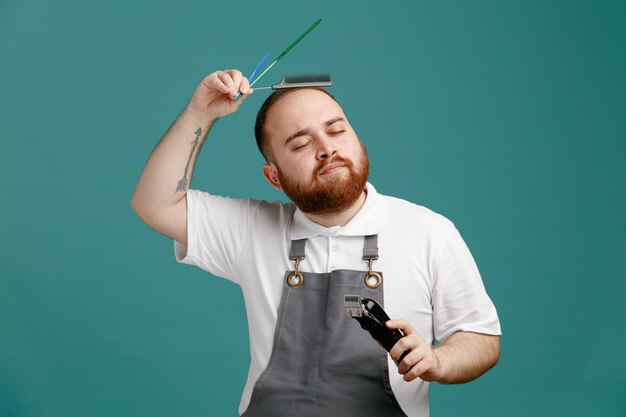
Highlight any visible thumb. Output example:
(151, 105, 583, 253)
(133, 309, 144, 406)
(230, 89, 254, 112)
(386, 319, 417, 336)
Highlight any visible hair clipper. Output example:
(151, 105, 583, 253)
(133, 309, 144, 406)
(344, 295, 410, 363)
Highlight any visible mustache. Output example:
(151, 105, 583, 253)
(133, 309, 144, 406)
(314, 156, 352, 176)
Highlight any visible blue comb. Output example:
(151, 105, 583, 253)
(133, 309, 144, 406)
(234, 51, 269, 101)
(248, 51, 269, 83)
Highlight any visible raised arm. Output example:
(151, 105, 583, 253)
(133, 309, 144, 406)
(130, 70, 252, 244)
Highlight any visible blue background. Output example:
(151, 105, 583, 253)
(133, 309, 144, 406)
(1, 0, 625, 416)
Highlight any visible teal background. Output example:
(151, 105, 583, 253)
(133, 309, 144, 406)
(1, 0, 625, 416)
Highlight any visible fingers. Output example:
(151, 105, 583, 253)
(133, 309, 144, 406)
(217, 71, 238, 99)
(386, 320, 439, 382)
(202, 72, 231, 95)
(204, 70, 252, 100)
(229, 89, 252, 111)
(387, 319, 420, 361)
(389, 331, 421, 364)
(395, 347, 426, 374)
(392, 339, 438, 382)
(225, 69, 251, 94)
(400, 351, 439, 382)
(239, 75, 251, 94)
(386, 319, 417, 335)
(188, 69, 254, 121)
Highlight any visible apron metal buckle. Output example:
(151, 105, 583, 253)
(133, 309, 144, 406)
(287, 258, 304, 288)
(364, 258, 382, 289)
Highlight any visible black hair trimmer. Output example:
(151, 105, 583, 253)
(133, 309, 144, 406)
(344, 295, 410, 363)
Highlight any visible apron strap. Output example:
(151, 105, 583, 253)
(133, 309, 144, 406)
(362, 234, 379, 261)
(289, 239, 307, 261)
(290, 235, 378, 261)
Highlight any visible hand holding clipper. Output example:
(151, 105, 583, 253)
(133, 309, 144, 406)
(345, 295, 410, 363)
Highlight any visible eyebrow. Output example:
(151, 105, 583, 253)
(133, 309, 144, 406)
(284, 117, 346, 145)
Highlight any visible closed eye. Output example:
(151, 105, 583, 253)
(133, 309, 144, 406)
(328, 129, 346, 135)
(293, 140, 312, 150)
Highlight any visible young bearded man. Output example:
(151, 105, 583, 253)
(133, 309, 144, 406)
(131, 69, 502, 417)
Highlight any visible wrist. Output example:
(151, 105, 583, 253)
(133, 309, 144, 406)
(431, 347, 449, 383)
(181, 105, 218, 129)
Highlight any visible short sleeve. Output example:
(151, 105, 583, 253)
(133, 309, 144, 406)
(431, 228, 502, 343)
(174, 189, 261, 284)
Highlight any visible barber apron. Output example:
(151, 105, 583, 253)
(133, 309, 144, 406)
(241, 235, 408, 417)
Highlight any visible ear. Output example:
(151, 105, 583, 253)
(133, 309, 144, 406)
(262, 163, 283, 191)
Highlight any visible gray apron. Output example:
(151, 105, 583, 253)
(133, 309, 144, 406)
(241, 235, 408, 417)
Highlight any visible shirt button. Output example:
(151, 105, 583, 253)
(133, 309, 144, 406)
(330, 265, 335, 271)
(331, 236, 337, 240)
(331, 246, 337, 251)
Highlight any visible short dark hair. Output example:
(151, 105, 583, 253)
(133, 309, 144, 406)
(254, 87, 338, 162)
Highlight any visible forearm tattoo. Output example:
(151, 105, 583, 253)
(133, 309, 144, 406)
(176, 127, 202, 192)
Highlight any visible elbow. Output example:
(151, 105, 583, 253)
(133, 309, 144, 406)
(130, 195, 142, 216)
(130, 193, 150, 220)
(489, 335, 501, 370)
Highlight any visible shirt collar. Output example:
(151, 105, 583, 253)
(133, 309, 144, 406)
(289, 182, 388, 240)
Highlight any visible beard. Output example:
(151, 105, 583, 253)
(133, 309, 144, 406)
(277, 144, 370, 215)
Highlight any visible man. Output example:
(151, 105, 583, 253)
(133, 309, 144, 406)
(131, 69, 501, 417)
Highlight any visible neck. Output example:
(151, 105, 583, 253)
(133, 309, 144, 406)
(304, 189, 368, 228)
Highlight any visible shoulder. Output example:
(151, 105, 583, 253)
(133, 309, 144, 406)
(379, 193, 456, 236)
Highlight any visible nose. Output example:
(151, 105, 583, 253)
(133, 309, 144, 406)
(315, 134, 337, 160)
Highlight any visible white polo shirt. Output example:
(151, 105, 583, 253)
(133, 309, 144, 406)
(175, 182, 501, 417)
